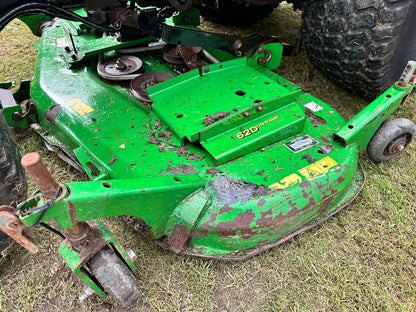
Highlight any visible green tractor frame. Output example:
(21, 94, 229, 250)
(0, 0, 416, 305)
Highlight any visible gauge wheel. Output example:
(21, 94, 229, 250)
(0, 111, 27, 256)
(303, 0, 416, 97)
(199, 1, 276, 24)
(87, 246, 140, 305)
(367, 118, 415, 162)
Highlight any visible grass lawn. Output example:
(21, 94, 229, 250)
(0, 3, 415, 311)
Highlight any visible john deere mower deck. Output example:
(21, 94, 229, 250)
(1, 4, 415, 305)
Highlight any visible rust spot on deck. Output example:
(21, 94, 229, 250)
(257, 199, 266, 207)
(203, 111, 231, 126)
(206, 168, 224, 177)
(166, 165, 197, 175)
(168, 224, 190, 252)
(305, 108, 327, 126)
(219, 204, 233, 214)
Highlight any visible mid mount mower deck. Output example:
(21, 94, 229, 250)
(0, 3, 416, 305)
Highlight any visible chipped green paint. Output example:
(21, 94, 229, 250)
(11, 15, 414, 264)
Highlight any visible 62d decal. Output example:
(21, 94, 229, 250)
(236, 115, 279, 139)
(237, 126, 259, 139)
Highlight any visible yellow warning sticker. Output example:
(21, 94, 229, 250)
(298, 156, 338, 181)
(268, 156, 338, 189)
(269, 173, 303, 190)
(65, 98, 94, 116)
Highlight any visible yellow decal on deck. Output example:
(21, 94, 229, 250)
(269, 156, 338, 189)
(236, 115, 279, 139)
(65, 98, 94, 116)
(269, 173, 303, 190)
(298, 156, 338, 181)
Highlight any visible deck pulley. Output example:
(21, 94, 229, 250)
(97, 55, 143, 80)
(130, 72, 174, 104)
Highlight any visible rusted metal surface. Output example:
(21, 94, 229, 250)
(183, 164, 366, 261)
(21, 152, 59, 199)
(388, 137, 406, 154)
(305, 108, 327, 126)
(177, 45, 207, 69)
(65, 222, 91, 245)
(62, 221, 111, 268)
(203, 112, 231, 126)
(162, 44, 186, 65)
(168, 224, 190, 252)
(0, 205, 38, 253)
(67, 200, 79, 223)
(397, 61, 416, 88)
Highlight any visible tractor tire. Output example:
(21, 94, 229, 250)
(302, 0, 416, 97)
(87, 246, 140, 305)
(0, 111, 27, 256)
(199, 1, 276, 24)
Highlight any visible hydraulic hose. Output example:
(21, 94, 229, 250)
(0, 1, 114, 32)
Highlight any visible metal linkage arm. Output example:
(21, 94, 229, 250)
(17, 153, 205, 240)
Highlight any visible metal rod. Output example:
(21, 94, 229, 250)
(21, 152, 59, 199)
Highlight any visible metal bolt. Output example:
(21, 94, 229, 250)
(115, 58, 127, 70)
(233, 40, 243, 50)
(79, 286, 95, 302)
(126, 248, 137, 261)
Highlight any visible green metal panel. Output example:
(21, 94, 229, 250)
(20, 175, 205, 236)
(334, 83, 414, 151)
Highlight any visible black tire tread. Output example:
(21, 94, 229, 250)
(367, 118, 415, 162)
(199, 1, 276, 24)
(0, 111, 27, 254)
(303, 0, 416, 97)
(88, 247, 140, 305)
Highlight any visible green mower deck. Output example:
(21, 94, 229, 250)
(1, 8, 415, 303)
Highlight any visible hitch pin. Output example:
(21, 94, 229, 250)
(397, 61, 416, 88)
(21, 152, 60, 199)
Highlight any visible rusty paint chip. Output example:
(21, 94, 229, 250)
(108, 156, 117, 165)
(305, 108, 327, 126)
(168, 224, 190, 252)
(203, 111, 231, 126)
(155, 120, 162, 130)
(206, 168, 224, 177)
(147, 138, 160, 145)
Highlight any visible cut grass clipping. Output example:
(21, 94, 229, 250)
(1, 3, 416, 312)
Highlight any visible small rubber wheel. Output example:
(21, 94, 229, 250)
(367, 118, 415, 162)
(87, 246, 140, 305)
